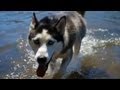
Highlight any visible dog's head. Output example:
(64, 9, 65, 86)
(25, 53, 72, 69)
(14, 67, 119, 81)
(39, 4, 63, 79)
(28, 13, 66, 77)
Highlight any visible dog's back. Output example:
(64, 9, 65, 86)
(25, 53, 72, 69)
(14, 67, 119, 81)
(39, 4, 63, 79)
(38, 11, 86, 56)
(56, 11, 86, 55)
(77, 11, 85, 17)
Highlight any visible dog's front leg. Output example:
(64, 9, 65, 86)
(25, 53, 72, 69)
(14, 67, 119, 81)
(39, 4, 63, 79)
(53, 49, 73, 79)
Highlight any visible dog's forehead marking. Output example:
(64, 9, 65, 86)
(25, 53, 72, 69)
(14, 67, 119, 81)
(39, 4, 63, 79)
(33, 29, 55, 42)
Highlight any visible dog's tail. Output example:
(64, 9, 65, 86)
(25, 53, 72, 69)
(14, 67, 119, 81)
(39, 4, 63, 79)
(77, 11, 86, 17)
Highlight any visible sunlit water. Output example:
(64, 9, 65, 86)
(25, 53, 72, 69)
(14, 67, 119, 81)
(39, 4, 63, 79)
(0, 11, 120, 79)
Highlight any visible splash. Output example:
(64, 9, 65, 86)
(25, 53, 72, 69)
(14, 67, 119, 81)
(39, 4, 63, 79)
(67, 28, 120, 78)
(81, 28, 120, 55)
(5, 35, 39, 79)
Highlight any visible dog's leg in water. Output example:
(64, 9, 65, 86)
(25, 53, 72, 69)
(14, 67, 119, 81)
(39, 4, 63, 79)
(53, 49, 73, 79)
(61, 54, 85, 79)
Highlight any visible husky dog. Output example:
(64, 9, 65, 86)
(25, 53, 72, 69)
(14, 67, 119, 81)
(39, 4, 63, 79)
(28, 11, 86, 78)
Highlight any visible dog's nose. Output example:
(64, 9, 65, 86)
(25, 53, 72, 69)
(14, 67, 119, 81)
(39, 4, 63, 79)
(37, 57, 47, 64)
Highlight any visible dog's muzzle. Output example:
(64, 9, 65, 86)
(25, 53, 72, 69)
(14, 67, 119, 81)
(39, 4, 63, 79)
(36, 57, 48, 77)
(36, 55, 54, 77)
(37, 57, 47, 64)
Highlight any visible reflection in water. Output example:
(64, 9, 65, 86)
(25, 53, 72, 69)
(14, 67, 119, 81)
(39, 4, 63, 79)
(0, 11, 120, 79)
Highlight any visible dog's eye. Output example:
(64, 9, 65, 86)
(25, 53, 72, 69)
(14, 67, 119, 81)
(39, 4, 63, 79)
(47, 40, 55, 46)
(33, 39, 40, 45)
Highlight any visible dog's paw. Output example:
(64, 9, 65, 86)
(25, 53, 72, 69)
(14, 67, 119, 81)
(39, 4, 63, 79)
(61, 71, 86, 79)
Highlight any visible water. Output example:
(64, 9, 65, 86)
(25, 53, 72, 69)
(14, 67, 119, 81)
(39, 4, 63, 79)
(0, 11, 120, 79)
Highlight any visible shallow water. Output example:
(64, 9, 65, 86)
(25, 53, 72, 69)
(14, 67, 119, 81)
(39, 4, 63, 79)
(0, 11, 120, 79)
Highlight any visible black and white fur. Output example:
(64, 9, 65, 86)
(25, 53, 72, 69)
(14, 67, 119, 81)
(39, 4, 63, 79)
(28, 11, 86, 78)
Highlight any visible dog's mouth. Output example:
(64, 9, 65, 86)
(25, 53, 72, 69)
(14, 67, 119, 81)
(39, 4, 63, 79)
(36, 63, 48, 77)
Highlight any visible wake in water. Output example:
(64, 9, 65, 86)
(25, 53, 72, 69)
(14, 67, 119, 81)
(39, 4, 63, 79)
(4, 27, 120, 79)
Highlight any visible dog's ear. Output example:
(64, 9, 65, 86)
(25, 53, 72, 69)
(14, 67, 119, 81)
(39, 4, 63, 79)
(30, 12, 38, 29)
(55, 16, 66, 35)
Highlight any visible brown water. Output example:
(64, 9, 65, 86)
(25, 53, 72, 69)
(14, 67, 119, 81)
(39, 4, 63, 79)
(0, 11, 120, 79)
